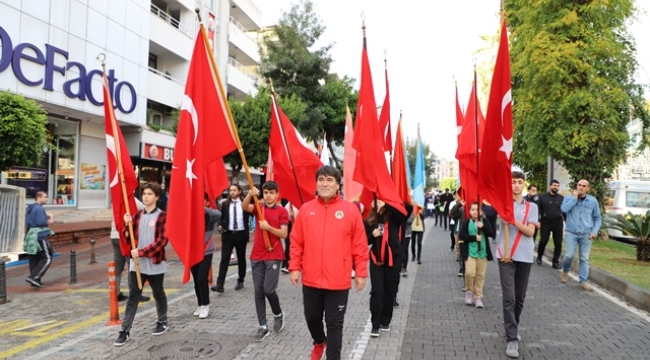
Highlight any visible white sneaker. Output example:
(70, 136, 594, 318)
(193, 306, 201, 317)
(199, 305, 210, 319)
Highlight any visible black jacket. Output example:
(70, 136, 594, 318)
(458, 216, 495, 262)
(538, 192, 565, 223)
(365, 202, 413, 267)
(219, 198, 250, 233)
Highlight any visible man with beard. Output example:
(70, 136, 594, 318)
(536, 180, 564, 268)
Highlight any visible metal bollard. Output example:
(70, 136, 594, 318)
(70, 249, 77, 284)
(0, 260, 7, 304)
(89, 237, 97, 264)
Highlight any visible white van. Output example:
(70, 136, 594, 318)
(605, 180, 650, 240)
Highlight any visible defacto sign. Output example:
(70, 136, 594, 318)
(0, 26, 137, 114)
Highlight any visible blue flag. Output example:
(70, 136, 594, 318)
(412, 137, 425, 207)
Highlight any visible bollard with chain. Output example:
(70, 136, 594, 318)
(70, 249, 77, 284)
(89, 237, 97, 264)
(0, 260, 7, 304)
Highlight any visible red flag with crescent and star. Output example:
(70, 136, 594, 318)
(167, 26, 238, 283)
(478, 18, 514, 223)
(103, 77, 138, 257)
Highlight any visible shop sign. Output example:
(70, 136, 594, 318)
(0, 26, 137, 114)
(142, 143, 174, 163)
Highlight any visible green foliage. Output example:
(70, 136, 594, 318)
(507, 0, 650, 205)
(259, 0, 355, 160)
(439, 177, 457, 192)
(225, 87, 307, 177)
(603, 211, 650, 262)
(0, 91, 49, 172)
(405, 138, 438, 190)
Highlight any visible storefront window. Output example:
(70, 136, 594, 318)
(5, 119, 79, 205)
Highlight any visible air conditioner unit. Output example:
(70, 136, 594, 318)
(149, 111, 163, 126)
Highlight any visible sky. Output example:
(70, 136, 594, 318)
(256, 0, 650, 160)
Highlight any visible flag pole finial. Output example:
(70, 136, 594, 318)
(384, 50, 387, 67)
(97, 53, 106, 68)
(195, 8, 203, 22)
(361, 11, 366, 36)
(269, 79, 276, 95)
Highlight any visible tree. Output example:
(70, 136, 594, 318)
(439, 177, 458, 192)
(260, 0, 355, 159)
(406, 138, 438, 191)
(316, 74, 359, 168)
(0, 91, 49, 172)
(224, 87, 307, 181)
(507, 0, 650, 204)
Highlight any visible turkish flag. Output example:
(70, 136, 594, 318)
(103, 78, 138, 257)
(269, 93, 322, 209)
(391, 118, 411, 204)
(167, 27, 238, 283)
(456, 80, 485, 175)
(352, 38, 406, 216)
(343, 103, 363, 200)
(479, 19, 514, 223)
(378, 67, 392, 153)
(205, 159, 229, 209)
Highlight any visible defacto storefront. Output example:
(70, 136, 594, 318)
(0, 0, 151, 209)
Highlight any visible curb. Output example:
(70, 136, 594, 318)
(539, 245, 650, 313)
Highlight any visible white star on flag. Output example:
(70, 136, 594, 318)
(186, 158, 198, 188)
(500, 136, 513, 160)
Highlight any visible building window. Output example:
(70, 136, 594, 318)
(149, 53, 158, 69)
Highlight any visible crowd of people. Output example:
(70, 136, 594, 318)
(24, 166, 602, 359)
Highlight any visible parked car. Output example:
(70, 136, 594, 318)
(604, 180, 650, 242)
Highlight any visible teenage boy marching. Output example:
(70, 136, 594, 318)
(242, 181, 289, 342)
(114, 182, 169, 346)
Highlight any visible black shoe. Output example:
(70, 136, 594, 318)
(211, 285, 224, 293)
(380, 324, 391, 332)
(139, 295, 150, 302)
(411, 257, 415, 262)
(235, 281, 244, 291)
(393, 298, 399, 307)
(370, 328, 380, 337)
(114, 330, 129, 346)
(450, 246, 455, 252)
(417, 260, 422, 265)
(152, 321, 168, 335)
(536, 258, 542, 265)
(25, 277, 43, 288)
(552, 262, 562, 269)
(117, 292, 128, 302)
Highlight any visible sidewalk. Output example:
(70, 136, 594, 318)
(400, 225, 650, 359)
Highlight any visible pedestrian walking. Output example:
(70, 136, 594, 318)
(24, 191, 55, 288)
(524, 184, 540, 241)
(560, 179, 601, 291)
(496, 171, 538, 358)
(458, 202, 495, 308)
(281, 201, 296, 274)
(191, 193, 221, 319)
(449, 192, 466, 280)
(289, 166, 368, 360)
(110, 198, 148, 302)
(242, 182, 289, 342)
(365, 198, 412, 338)
(114, 182, 169, 346)
(537, 180, 564, 268)
(440, 189, 454, 230)
(212, 184, 250, 293)
(408, 210, 424, 266)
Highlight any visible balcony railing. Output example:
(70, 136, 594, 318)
(150, 3, 192, 37)
(229, 16, 248, 34)
(228, 57, 258, 82)
(148, 67, 185, 86)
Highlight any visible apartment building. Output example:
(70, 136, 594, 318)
(0, 0, 263, 209)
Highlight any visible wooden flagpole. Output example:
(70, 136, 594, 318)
(99, 55, 143, 289)
(499, 1, 512, 263)
(473, 65, 482, 253)
(194, 9, 272, 251)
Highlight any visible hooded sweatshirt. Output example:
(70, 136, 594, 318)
(25, 203, 49, 240)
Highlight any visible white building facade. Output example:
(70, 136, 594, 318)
(0, 0, 263, 209)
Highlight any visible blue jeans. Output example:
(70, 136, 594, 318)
(562, 231, 592, 284)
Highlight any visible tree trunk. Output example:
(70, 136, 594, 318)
(328, 140, 341, 169)
(637, 238, 650, 262)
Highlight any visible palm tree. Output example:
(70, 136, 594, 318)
(604, 211, 650, 262)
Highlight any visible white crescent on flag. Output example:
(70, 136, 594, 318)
(105, 134, 118, 188)
(182, 94, 199, 146)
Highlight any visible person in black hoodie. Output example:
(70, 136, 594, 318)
(24, 191, 54, 287)
(365, 199, 412, 338)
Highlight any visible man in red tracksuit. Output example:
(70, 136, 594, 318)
(290, 166, 368, 360)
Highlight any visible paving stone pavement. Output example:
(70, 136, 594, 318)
(400, 224, 650, 360)
(2, 219, 650, 359)
(0, 221, 430, 360)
